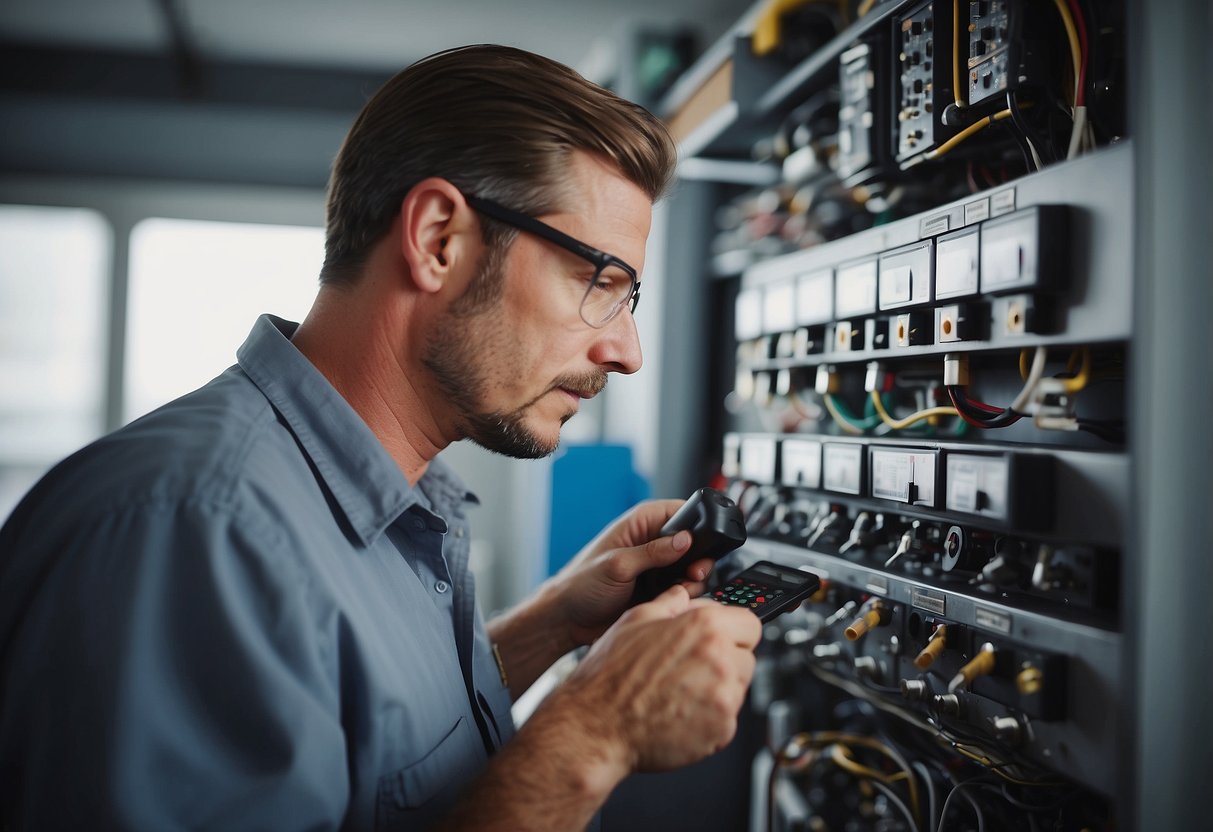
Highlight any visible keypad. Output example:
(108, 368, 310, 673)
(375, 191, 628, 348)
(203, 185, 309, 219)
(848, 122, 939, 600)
(711, 577, 785, 610)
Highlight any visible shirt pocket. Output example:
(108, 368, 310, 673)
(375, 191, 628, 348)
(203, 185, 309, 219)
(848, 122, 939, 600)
(375, 716, 480, 829)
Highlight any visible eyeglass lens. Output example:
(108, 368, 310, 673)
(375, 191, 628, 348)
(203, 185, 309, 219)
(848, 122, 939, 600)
(581, 262, 636, 327)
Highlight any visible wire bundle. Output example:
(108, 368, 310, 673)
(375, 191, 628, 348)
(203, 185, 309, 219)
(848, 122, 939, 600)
(946, 347, 1047, 429)
(771, 729, 923, 832)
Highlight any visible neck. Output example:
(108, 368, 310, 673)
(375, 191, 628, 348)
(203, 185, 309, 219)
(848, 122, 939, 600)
(291, 280, 454, 486)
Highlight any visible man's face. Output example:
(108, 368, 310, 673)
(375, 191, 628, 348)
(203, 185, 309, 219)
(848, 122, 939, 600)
(422, 154, 650, 459)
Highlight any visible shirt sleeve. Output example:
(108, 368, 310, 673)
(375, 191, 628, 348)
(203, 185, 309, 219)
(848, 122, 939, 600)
(0, 495, 348, 831)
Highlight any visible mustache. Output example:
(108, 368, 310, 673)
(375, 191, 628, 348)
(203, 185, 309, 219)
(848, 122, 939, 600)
(551, 371, 608, 398)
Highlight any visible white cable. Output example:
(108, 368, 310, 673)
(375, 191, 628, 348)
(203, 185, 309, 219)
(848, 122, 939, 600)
(1028, 140, 1044, 171)
(1011, 346, 1048, 413)
(1066, 105, 1088, 160)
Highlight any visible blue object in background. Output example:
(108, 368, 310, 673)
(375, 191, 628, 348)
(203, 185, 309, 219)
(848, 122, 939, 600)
(547, 443, 650, 576)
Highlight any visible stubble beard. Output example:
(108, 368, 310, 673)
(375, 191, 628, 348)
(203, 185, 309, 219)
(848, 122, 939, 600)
(421, 254, 607, 460)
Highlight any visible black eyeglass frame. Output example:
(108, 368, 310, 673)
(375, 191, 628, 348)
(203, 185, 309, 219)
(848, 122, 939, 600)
(464, 194, 640, 328)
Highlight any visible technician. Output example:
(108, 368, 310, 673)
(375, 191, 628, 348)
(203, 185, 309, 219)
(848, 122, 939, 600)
(0, 45, 761, 830)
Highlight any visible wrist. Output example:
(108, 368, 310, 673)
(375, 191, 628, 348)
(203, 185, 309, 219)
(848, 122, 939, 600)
(487, 582, 580, 698)
(532, 577, 584, 651)
(523, 684, 633, 801)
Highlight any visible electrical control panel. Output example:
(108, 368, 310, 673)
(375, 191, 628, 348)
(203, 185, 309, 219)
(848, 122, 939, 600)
(667, 0, 1131, 827)
(895, 0, 954, 162)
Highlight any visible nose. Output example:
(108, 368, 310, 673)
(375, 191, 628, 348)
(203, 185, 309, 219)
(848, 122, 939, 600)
(589, 308, 643, 375)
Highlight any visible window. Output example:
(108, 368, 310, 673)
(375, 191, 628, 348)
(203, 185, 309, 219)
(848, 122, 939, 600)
(124, 217, 324, 421)
(0, 205, 110, 520)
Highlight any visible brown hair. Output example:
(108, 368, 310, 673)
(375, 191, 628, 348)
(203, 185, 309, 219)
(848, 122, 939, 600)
(320, 44, 677, 286)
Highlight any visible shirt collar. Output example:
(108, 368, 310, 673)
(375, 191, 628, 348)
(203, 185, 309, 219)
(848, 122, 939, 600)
(236, 314, 477, 546)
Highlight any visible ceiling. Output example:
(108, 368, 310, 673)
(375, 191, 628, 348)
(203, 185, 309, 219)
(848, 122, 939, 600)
(0, 0, 751, 81)
(0, 0, 756, 188)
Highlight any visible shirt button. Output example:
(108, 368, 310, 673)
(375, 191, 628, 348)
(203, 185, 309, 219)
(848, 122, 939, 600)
(435, 580, 449, 594)
(455, 527, 465, 538)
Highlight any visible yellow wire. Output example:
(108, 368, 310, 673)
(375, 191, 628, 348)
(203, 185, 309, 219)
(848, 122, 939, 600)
(1050, 0, 1082, 106)
(857, 0, 877, 17)
(925, 109, 1012, 159)
(823, 393, 865, 435)
(950, 743, 1065, 786)
(870, 390, 959, 429)
(1061, 347, 1091, 393)
(781, 732, 922, 823)
(1020, 346, 1091, 392)
(828, 743, 909, 783)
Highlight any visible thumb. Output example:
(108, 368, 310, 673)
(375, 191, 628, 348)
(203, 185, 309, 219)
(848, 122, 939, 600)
(619, 529, 692, 579)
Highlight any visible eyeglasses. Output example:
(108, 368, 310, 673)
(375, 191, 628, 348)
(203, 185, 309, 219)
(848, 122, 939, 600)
(464, 194, 640, 328)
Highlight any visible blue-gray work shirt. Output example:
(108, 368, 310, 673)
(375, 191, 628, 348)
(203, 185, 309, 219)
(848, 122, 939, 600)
(0, 314, 516, 830)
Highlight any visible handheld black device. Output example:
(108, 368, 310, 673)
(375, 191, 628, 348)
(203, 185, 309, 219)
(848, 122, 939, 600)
(704, 561, 821, 622)
(631, 487, 747, 604)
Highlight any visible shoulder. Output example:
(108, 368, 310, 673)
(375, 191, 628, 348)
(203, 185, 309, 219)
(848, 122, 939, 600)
(3, 366, 305, 551)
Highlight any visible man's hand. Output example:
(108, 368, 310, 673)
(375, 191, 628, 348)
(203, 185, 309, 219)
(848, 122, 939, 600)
(541, 585, 763, 773)
(440, 587, 762, 832)
(549, 498, 720, 646)
(487, 498, 724, 699)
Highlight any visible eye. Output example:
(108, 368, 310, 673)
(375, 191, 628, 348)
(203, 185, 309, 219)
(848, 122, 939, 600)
(592, 263, 632, 296)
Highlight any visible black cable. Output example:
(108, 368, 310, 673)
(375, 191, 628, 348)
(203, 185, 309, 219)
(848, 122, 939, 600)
(938, 778, 990, 832)
(1005, 90, 1043, 171)
(1077, 420, 1126, 444)
(871, 779, 921, 832)
(947, 387, 1023, 429)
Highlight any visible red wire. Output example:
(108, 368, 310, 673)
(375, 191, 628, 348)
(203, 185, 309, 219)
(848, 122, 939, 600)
(948, 388, 996, 430)
(956, 388, 1005, 414)
(1066, 0, 1089, 106)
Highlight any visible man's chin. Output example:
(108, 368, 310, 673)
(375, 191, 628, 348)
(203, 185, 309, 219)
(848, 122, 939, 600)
(465, 414, 561, 460)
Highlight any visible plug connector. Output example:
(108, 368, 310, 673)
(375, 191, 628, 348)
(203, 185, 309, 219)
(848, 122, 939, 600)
(913, 623, 948, 670)
(864, 361, 887, 394)
(845, 599, 891, 641)
(948, 642, 997, 692)
(815, 365, 840, 395)
(943, 353, 970, 387)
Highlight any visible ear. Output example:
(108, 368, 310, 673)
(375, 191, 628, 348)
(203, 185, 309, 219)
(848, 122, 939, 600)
(399, 177, 478, 294)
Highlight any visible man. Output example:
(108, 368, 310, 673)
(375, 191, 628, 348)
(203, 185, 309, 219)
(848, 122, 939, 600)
(0, 45, 761, 830)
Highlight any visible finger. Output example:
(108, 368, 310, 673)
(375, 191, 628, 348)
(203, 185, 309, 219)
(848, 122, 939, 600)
(612, 529, 692, 580)
(683, 602, 764, 650)
(708, 604, 765, 649)
(684, 556, 717, 583)
(628, 583, 691, 622)
(678, 578, 710, 601)
(618, 498, 686, 545)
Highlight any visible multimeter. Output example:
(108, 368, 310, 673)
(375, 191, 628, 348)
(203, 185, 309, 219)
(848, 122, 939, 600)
(631, 487, 747, 604)
(703, 560, 821, 622)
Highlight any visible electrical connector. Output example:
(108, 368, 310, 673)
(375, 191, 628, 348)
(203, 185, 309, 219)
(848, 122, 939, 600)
(824, 599, 858, 628)
(806, 507, 844, 548)
(913, 623, 948, 670)
(943, 352, 970, 387)
(774, 369, 792, 397)
(1030, 377, 1080, 431)
(864, 361, 887, 393)
(844, 599, 891, 641)
(884, 520, 921, 568)
(838, 511, 876, 554)
(948, 642, 997, 692)
(815, 364, 840, 396)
